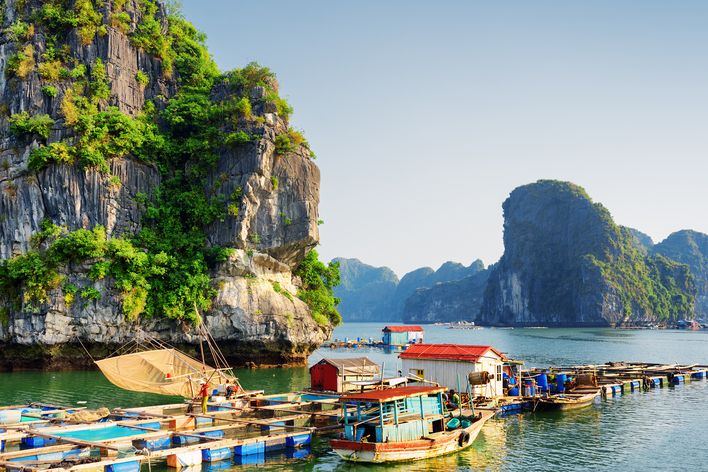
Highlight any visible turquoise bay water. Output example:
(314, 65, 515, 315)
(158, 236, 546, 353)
(1, 324, 707, 471)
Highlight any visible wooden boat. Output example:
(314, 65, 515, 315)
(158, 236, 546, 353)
(330, 386, 493, 463)
(534, 388, 600, 411)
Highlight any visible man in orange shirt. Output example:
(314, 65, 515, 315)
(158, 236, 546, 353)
(199, 380, 210, 413)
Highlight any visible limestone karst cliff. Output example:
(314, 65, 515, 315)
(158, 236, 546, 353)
(332, 258, 398, 322)
(652, 230, 708, 317)
(0, 0, 338, 369)
(402, 267, 489, 323)
(479, 180, 696, 327)
(333, 258, 485, 322)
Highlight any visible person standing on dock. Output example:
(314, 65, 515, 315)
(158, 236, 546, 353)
(198, 380, 210, 413)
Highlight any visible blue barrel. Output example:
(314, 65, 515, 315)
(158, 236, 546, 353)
(508, 387, 519, 396)
(535, 374, 549, 392)
(556, 374, 567, 393)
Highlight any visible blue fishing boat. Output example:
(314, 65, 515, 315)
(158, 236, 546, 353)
(331, 386, 493, 463)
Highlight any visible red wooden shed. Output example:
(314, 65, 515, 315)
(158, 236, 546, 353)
(310, 357, 381, 393)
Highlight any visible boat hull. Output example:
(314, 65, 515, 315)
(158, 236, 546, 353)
(535, 390, 600, 411)
(331, 410, 493, 463)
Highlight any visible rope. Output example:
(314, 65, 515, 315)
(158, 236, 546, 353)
(75, 335, 96, 363)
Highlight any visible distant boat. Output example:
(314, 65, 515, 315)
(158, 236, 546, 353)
(330, 385, 493, 463)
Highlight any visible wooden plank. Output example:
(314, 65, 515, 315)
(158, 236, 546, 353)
(212, 402, 348, 418)
(186, 413, 315, 432)
(0, 444, 82, 460)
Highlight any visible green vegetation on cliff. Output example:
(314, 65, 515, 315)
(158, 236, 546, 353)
(294, 251, 341, 327)
(0, 0, 339, 326)
(587, 227, 694, 321)
(652, 230, 708, 316)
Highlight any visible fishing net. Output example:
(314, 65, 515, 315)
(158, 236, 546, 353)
(60, 408, 111, 423)
(95, 349, 236, 398)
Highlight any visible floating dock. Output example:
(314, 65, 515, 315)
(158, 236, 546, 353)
(0, 393, 349, 472)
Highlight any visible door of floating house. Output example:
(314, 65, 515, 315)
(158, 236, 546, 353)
(382, 326, 424, 346)
(309, 357, 381, 393)
(399, 344, 507, 398)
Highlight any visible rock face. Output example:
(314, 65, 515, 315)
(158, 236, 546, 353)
(653, 230, 708, 317)
(479, 180, 696, 327)
(0, 0, 330, 369)
(402, 268, 490, 323)
(0, 250, 325, 369)
(332, 258, 398, 322)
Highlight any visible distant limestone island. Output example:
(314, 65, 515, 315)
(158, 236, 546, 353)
(333, 258, 488, 323)
(334, 180, 708, 328)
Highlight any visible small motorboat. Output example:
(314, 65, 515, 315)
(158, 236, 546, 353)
(534, 388, 600, 411)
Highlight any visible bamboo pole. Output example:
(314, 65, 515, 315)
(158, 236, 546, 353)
(185, 413, 315, 432)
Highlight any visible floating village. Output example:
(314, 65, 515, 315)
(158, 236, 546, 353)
(1, 325, 706, 469)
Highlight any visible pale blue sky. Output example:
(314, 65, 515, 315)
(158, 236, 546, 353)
(182, 1, 708, 276)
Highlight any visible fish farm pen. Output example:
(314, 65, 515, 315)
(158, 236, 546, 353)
(0, 361, 706, 470)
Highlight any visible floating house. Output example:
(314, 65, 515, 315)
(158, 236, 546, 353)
(400, 344, 507, 398)
(309, 357, 381, 393)
(382, 325, 424, 346)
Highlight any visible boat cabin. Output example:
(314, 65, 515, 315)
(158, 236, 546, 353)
(400, 344, 507, 399)
(382, 326, 424, 346)
(309, 357, 381, 393)
(340, 386, 447, 443)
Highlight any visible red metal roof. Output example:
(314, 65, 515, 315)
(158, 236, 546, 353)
(383, 325, 424, 332)
(399, 344, 506, 362)
(339, 385, 445, 402)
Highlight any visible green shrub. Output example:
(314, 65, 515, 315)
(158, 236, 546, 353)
(227, 202, 239, 217)
(224, 131, 252, 147)
(90, 59, 111, 101)
(61, 88, 79, 125)
(80, 287, 102, 300)
(75, 0, 102, 46)
(42, 85, 58, 98)
(270, 176, 278, 191)
(264, 92, 293, 119)
(9, 112, 54, 140)
(274, 134, 292, 155)
(70, 64, 87, 79)
(38, 60, 62, 81)
(111, 11, 131, 32)
(29, 142, 73, 170)
(226, 62, 276, 91)
(6, 21, 33, 41)
(230, 96, 251, 121)
(135, 70, 149, 89)
(7, 44, 35, 78)
(294, 250, 341, 326)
